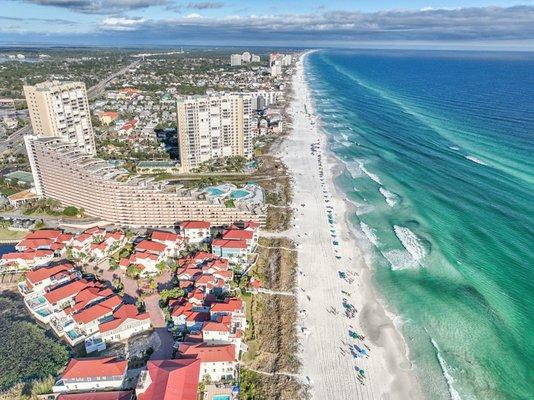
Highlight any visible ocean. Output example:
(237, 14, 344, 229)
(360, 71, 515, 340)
(305, 50, 534, 400)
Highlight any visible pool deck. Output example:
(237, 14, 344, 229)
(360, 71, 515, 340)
(204, 384, 233, 400)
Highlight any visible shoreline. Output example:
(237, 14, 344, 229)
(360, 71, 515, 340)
(277, 51, 423, 399)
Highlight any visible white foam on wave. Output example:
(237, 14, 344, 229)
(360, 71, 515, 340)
(430, 338, 463, 400)
(357, 161, 382, 184)
(360, 221, 378, 246)
(465, 155, 488, 166)
(379, 187, 398, 207)
(449, 146, 460, 151)
(383, 249, 420, 270)
(393, 226, 426, 262)
(344, 161, 363, 179)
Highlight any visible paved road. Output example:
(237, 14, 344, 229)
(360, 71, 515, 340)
(145, 294, 174, 360)
(0, 59, 142, 155)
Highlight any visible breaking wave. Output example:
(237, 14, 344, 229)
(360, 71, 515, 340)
(358, 161, 382, 184)
(360, 221, 378, 246)
(393, 225, 427, 262)
(465, 155, 488, 166)
(379, 187, 399, 207)
(430, 338, 463, 400)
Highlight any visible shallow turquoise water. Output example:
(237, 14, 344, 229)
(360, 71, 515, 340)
(306, 50, 534, 400)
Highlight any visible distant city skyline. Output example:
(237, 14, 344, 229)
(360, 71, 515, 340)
(1, 1, 534, 49)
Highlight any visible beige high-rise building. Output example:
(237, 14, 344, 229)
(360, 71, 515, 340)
(177, 93, 254, 172)
(24, 136, 264, 227)
(24, 81, 96, 155)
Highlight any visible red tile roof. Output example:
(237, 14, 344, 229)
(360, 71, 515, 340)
(44, 279, 94, 305)
(61, 357, 127, 379)
(203, 321, 230, 332)
(24, 229, 62, 240)
(58, 391, 132, 400)
(222, 229, 254, 241)
(151, 230, 181, 243)
(72, 295, 122, 324)
(3, 250, 54, 261)
(181, 220, 210, 230)
(16, 238, 54, 250)
(210, 298, 243, 313)
(137, 359, 200, 400)
(136, 240, 167, 254)
(179, 343, 235, 362)
(212, 239, 247, 249)
(25, 263, 74, 286)
(99, 306, 150, 333)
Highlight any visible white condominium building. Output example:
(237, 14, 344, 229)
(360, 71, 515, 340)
(24, 81, 96, 155)
(176, 93, 255, 172)
(230, 54, 242, 66)
(24, 136, 264, 227)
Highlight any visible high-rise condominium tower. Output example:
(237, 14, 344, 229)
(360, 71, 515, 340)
(176, 93, 254, 172)
(24, 81, 96, 155)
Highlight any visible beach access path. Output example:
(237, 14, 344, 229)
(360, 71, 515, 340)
(277, 52, 423, 400)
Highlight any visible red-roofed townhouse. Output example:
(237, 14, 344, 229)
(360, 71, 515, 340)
(22, 229, 62, 242)
(211, 239, 248, 264)
(16, 237, 54, 252)
(129, 251, 163, 276)
(1, 249, 54, 269)
(180, 221, 211, 244)
(136, 359, 200, 400)
(71, 233, 94, 259)
(98, 304, 151, 343)
(52, 357, 127, 393)
(210, 298, 247, 332)
(195, 274, 227, 295)
(72, 295, 122, 335)
(202, 321, 231, 342)
(57, 391, 133, 400)
(21, 262, 77, 295)
(222, 227, 257, 251)
(151, 230, 186, 256)
(178, 343, 237, 381)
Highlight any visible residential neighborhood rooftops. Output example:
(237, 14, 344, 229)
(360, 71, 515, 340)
(180, 220, 211, 229)
(25, 263, 74, 286)
(137, 359, 200, 400)
(61, 357, 127, 380)
(222, 228, 254, 241)
(179, 342, 235, 362)
(72, 295, 122, 324)
(57, 392, 132, 400)
(212, 239, 247, 249)
(136, 240, 167, 253)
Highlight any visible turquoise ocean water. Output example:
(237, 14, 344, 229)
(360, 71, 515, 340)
(305, 50, 533, 399)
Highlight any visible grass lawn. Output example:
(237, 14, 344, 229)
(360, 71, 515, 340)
(0, 228, 27, 241)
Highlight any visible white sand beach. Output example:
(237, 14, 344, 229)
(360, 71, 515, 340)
(276, 52, 424, 399)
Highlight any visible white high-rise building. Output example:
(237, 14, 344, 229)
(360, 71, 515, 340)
(251, 54, 260, 63)
(24, 81, 96, 155)
(230, 54, 242, 66)
(176, 93, 255, 172)
(241, 52, 251, 63)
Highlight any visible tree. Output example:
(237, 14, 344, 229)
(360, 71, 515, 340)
(0, 292, 69, 392)
(159, 287, 185, 305)
(62, 206, 79, 217)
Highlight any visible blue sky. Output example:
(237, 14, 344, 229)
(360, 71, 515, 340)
(1, 1, 534, 48)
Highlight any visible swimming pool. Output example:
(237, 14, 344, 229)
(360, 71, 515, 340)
(66, 330, 80, 340)
(36, 308, 51, 317)
(211, 395, 230, 400)
(206, 187, 226, 196)
(230, 189, 250, 199)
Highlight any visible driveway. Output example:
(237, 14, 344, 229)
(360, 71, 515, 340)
(145, 294, 174, 360)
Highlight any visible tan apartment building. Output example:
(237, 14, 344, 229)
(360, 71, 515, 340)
(176, 93, 255, 172)
(24, 136, 264, 227)
(24, 81, 96, 155)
